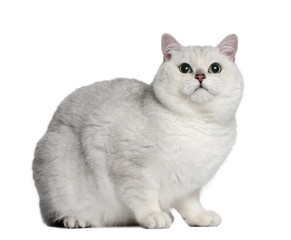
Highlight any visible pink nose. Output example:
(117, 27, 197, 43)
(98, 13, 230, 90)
(195, 74, 206, 83)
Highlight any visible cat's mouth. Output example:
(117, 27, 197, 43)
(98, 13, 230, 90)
(194, 84, 209, 93)
(191, 84, 216, 98)
(181, 81, 216, 102)
(188, 84, 216, 103)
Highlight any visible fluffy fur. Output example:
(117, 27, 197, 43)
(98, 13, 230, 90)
(33, 34, 243, 228)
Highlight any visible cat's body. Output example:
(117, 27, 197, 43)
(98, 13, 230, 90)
(33, 34, 243, 228)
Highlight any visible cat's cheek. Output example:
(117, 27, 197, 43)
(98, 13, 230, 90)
(180, 80, 198, 97)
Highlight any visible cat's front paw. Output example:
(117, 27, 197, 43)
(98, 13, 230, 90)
(185, 211, 221, 227)
(139, 212, 173, 229)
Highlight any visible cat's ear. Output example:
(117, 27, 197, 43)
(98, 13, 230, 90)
(161, 33, 182, 62)
(217, 34, 238, 62)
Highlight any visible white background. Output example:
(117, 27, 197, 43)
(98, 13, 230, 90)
(1, 0, 290, 239)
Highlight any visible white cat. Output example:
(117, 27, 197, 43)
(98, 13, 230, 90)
(33, 33, 243, 229)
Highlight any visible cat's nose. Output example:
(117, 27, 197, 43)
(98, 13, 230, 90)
(195, 74, 206, 83)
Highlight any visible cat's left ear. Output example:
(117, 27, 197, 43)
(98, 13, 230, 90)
(161, 33, 182, 62)
(217, 34, 238, 62)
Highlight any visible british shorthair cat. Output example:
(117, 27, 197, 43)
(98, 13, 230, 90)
(33, 34, 243, 228)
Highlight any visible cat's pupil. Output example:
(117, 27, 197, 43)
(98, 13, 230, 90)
(212, 65, 219, 72)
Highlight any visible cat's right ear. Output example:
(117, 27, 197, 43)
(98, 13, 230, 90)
(161, 34, 181, 62)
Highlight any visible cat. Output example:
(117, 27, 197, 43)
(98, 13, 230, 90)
(33, 33, 243, 229)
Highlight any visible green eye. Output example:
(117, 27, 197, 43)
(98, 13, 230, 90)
(208, 63, 222, 74)
(179, 63, 193, 74)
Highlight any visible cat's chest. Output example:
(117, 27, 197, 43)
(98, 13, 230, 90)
(155, 118, 236, 191)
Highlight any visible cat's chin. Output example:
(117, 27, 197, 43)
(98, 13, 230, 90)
(189, 88, 215, 103)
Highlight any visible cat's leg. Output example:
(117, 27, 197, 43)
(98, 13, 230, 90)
(175, 191, 221, 227)
(33, 126, 100, 228)
(127, 195, 173, 229)
(117, 182, 173, 229)
(82, 127, 173, 228)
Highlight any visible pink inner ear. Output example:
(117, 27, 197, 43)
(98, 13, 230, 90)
(217, 34, 238, 62)
(161, 34, 181, 62)
(162, 41, 172, 60)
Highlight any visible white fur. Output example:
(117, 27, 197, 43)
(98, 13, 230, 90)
(33, 34, 243, 228)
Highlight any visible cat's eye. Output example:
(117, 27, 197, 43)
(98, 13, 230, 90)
(208, 63, 222, 74)
(179, 63, 193, 74)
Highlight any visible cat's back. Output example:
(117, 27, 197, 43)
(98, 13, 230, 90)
(49, 78, 148, 129)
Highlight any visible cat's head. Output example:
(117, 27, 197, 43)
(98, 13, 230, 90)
(152, 34, 243, 121)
